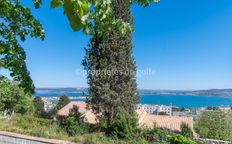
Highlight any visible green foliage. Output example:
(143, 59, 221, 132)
(46, 95, 70, 118)
(168, 134, 197, 144)
(0, 77, 34, 114)
(206, 106, 219, 111)
(139, 128, 169, 143)
(0, 114, 198, 144)
(158, 111, 168, 115)
(134, 0, 160, 7)
(33, 0, 42, 8)
(61, 106, 88, 136)
(108, 109, 137, 139)
(0, 114, 68, 139)
(46, 107, 58, 119)
(33, 96, 46, 117)
(181, 123, 193, 138)
(62, 116, 88, 136)
(15, 115, 51, 129)
(33, 0, 160, 36)
(0, 0, 44, 93)
(56, 95, 70, 110)
(194, 111, 232, 141)
(51, 0, 89, 32)
(83, 0, 139, 130)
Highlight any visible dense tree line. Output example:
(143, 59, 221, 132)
(194, 111, 232, 141)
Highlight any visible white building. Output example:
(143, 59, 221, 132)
(44, 103, 53, 112)
(137, 104, 172, 116)
(218, 106, 231, 111)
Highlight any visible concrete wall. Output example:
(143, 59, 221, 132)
(0, 135, 49, 144)
(0, 131, 71, 144)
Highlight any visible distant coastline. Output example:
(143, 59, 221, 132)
(140, 89, 232, 97)
(36, 88, 232, 97)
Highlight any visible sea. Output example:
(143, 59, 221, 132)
(34, 93, 232, 108)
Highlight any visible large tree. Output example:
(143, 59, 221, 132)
(83, 0, 139, 126)
(0, 0, 44, 94)
(39, 0, 159, 129)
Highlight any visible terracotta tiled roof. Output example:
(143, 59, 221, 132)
(57, 102, 87, 116)
(137, 109, 198, 137)
(57, 102, 97, 124)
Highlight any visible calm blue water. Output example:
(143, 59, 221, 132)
(34, 93, 232, 108)
(140, 94, 232, 108)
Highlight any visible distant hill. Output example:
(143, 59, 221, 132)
(36, 88, 88, 93)
(187, 89, 232, 97)
(140, 89, 232, 97)
(36, 88, 232, 97)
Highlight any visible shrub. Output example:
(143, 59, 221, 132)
(63, 116, 88, 136)
(61, 106, 89, 136)
(168, 134, 197, 144)
(108, 109, 137, 139)
(139, 128, 169, 143)
(0, 78, 34, 114)
(181, 123, 193, 138)
(14, 115, 52, 129)
(0, 114, 68, 139)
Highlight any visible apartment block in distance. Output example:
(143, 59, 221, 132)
(137, 104, 172, 116)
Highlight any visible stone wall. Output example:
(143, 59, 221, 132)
(195, 138, 231, 144)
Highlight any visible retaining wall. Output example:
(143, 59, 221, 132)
(0, 131, 71, 144)
(195, 138, 231, 144)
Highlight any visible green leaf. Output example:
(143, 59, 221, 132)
(81, 3, 89, 14)
(63, 1, 84, 31)
(51, 0, 64, 8)
(33, 0, 42, 9)
(50, 0, 90, 32)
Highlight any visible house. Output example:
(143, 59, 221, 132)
(57, 102, 96, 124)
(137, 109, 198, 137)
(57, 102, 197, 137)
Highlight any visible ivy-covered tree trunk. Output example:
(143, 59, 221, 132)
(83, 0, 139, 127)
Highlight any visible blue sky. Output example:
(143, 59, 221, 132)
(9, 0, 232, 90)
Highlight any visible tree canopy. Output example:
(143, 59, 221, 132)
(56, 95, 70, 110)
(0, 77, 34, 114)
(36, 0, 159, 36)
(194, 111, 232, 141)
(33, 96, 46, 117)
(0, 0, 45, 93)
